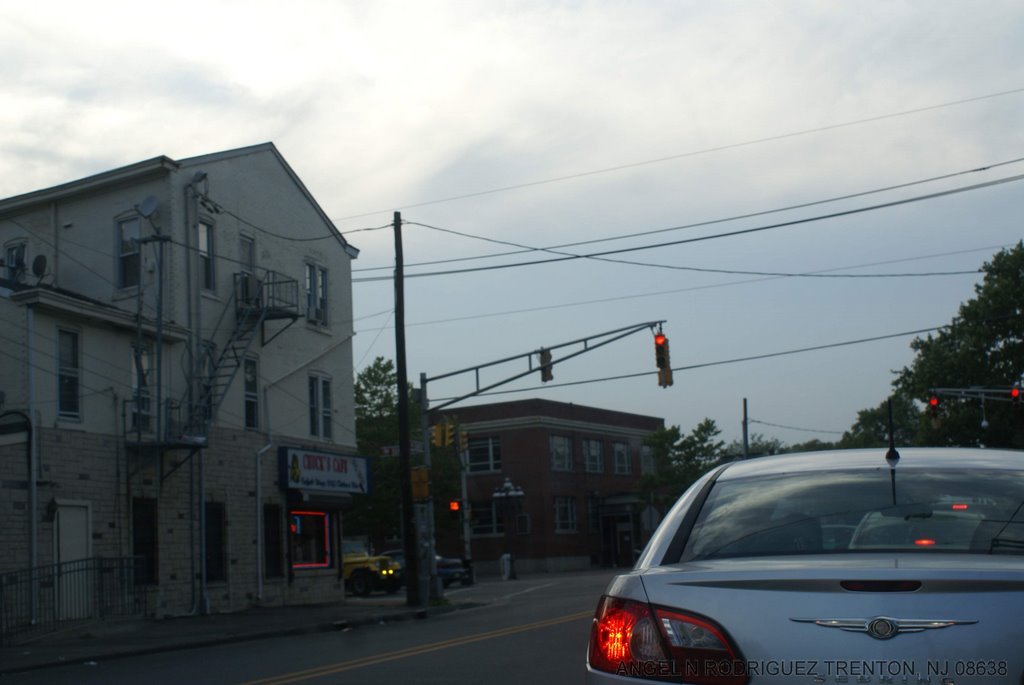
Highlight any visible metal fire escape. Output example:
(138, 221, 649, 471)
(168, 270, 299, 446)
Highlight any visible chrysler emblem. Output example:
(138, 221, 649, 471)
(791, 616, 976, 640)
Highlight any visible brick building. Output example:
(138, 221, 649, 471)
(0, 143, 364, 625)
(435, 399, 664, 575)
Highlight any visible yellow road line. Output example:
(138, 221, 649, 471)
(238, 609, 593, 685)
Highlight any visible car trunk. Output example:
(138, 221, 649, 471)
(638, 554, 1024, 683)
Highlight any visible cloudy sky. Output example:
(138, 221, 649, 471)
(3, 1, 1023, 446)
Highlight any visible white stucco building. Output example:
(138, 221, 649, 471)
(0, 143, 365, 627)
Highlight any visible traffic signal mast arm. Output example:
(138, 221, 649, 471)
(928, 386, 1022, 403)
(424, 320, 666, 413)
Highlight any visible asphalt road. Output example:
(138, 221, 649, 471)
(2, 569, 619, 685)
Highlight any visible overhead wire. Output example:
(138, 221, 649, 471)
(353, 172, 1024, 282)
(331, 86, 1024, 222)
(352, 155, 1024, 273)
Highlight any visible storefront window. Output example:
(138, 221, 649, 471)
(290, 510, 331, 568)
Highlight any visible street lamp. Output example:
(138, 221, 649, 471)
(492, 477, 524, 579)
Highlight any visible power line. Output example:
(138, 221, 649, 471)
(430, 315, 1021, 403)
(748, 419, 845, 436)
(352, 155, 1024, 273)
(332, 86, 1024, 221)
(353, 172, 1024, 282)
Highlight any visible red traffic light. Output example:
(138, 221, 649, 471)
(448, 500, 461, 512)
(1012, 387, 1021, 400)
(654, 333, 667, 346)
(929, 396, 939, 407)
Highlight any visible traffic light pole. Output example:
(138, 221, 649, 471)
(419, 372, 442, 601)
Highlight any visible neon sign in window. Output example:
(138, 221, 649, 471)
(290, 510, 331, 568)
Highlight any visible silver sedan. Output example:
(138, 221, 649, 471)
(586, 448, 1024, 684)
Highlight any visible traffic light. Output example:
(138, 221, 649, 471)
(928, 396, 940, 418)
(444, 423, 455, 447)
(411, 467, 430, 501)
(654, 333, 673, 387)
(539, 348, 553, 383)
(448, 499, 462, 520)
(431, 424, 444, 447)
(1013, 387, 1021, 404)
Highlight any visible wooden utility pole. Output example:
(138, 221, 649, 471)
(393, 211, 420, 607)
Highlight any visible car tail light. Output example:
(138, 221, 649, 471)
(588, 596, 746, 684)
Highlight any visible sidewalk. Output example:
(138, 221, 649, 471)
(0, 593, 477, 676)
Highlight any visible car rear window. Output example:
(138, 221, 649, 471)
(679, 468, 1024, 561)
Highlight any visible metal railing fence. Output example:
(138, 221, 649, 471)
(0, 557, 147, 646)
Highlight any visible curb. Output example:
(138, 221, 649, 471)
(0, 602, 481, 676)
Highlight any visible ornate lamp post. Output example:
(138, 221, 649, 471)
(492, 477, 524, 579)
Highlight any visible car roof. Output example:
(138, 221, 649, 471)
(716, 447, 1024, 481)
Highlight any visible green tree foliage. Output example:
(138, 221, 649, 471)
(641, 419, 724, 501)
(723, 432, 786, 459)
(347, 357, 413, 540)
(896, 242, 1024, 448)
(836, 394, 918, 448)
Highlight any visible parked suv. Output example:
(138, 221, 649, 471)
(341, 540, 401, 596)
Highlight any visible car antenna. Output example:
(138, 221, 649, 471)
(884, 398, 900, 505)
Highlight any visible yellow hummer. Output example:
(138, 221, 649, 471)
(341, 540, 401, 596)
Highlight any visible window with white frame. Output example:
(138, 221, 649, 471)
(308, 374, 332, 439)
(583, 439, 603, 473)
(640, 445, 655, 475)
(239, 235, 257, 305)
(613, 442, 631, 474)
(550, 435, 572, 471)
(130, 344, 152, 432)
(58, 329, 80, 419)
(467, 436, 501, 472)
(117, 217, 141, 288)
(305, 263, 328, 325)
(244, 357, 259, 430)
(5, 241, 26, 281)
(470, 501, 503, 536)
(198, 219, 215, 292)
(554, 496, 577, 532)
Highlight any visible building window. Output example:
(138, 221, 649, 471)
(5, 241, 26, 281)
(554, 496, 577, 533)
(57, 329, 80, 419)
(587, 495, 601, 533)
(263, 504, 283, 578)
(470, 501, 503, 536)
(640, 445, 655, 475)
(130, 345, 151, 432)
(117, 217, 141, 288)
(205, 502, 227, 582)
(308, 375, 332, 439)
(198, 219, 215, 292)
(305, 263, 328, 325)
(550, 435, 572, 472)
(613, 442, 631, 474)
(244, 358, 259, 430)
(132, 498, 158, 585)
(290, 510, 331, 568)
(467, 436, 501, 473)
(583, 439, 603, 473)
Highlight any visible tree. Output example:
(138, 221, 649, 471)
(348, 357, 419, 542)
(896, 242, 1024, 448)
(641, 419, 725, 501)
(836, 393, 918, 449)
(722, 432, 786, 459)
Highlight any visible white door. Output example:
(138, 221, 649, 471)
(55, 502, 92, 620)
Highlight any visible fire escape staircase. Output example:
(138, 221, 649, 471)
(175, 270, 299, 444)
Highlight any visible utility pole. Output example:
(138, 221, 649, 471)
(393, 211, 420, 607)
(742, 398, 749, 459)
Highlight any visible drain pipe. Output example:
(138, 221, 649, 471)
(255, 437, 273, 601)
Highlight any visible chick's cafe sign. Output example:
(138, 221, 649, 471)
(279, 447, 370, 494)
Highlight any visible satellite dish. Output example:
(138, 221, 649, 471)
(138, 195, 159, 218)
(32, 255, 47, 278)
